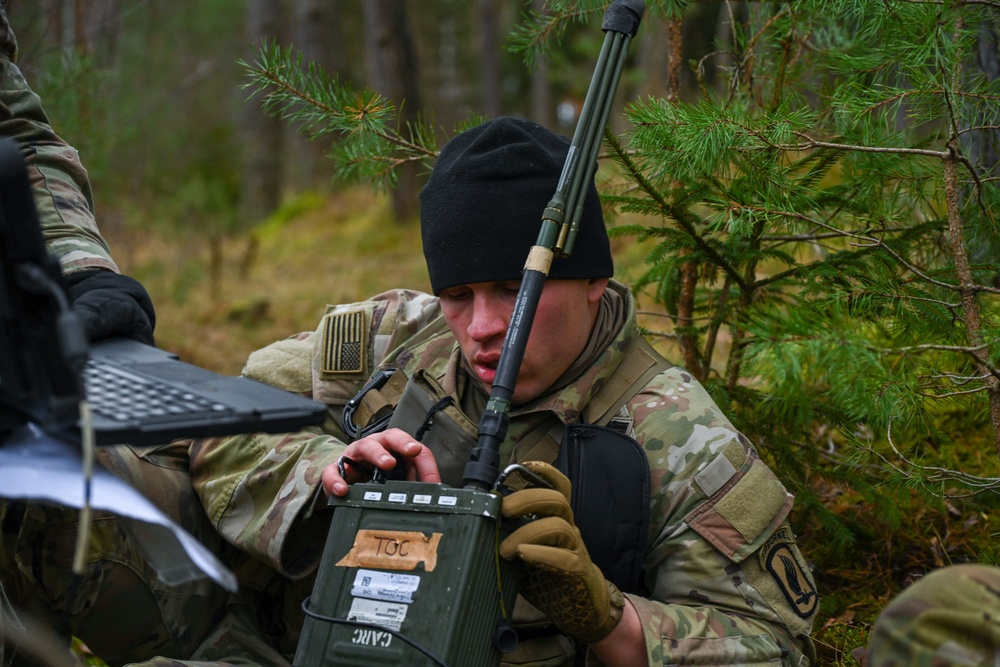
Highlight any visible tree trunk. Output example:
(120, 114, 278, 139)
(363, 0, 422, 222)
(963, 12, 1000, 286)
(942, 150, 1000, 458)
(240, 0, 285, 231)
(969, 14, 1000, 176)
(635, 15, 672, 103)
(290, 0, 340, 189)
(478, 0, 502, 118)
(435, 9, 461, 132)
(529, 0, 552, 126)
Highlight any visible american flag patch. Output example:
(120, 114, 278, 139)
(322, 311, 366, 374)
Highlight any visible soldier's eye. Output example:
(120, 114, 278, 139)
(440, 288, 471, 302)
(499, 282, 521, 296)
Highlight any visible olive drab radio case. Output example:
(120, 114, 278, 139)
(294, 481, 519, 667)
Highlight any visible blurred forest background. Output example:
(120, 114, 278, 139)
(10, 0, 688, 366)
(9, 1, 1000, 665)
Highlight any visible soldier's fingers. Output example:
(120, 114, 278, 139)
(321, 437, 394, 496)
(501, 488, 574, 522)
(403, 441, 441, 484)
(499, 516, 580, 559)
(521, 461, 572, 499)
(321, 430, 441, 496)
(348, 431, 406, 470)
(366, 429, 440, 484)
(322, 460, 350, 496)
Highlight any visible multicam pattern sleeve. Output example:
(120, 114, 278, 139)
(624, 365, 818, 665)
(189, 290, 442, 579)
(0, 44, 118, 274)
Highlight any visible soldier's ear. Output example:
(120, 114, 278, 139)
(586, 278, 609, 304)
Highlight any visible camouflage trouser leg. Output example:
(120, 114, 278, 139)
(0, 442, 229, 667)
(128, 596, 291, 667)
(867, 563, 1000, 667)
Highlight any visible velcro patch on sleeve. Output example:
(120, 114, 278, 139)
(685, 453, 793, 563)
(321, 310, 367, 375)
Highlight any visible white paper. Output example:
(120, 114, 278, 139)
(0, 424, 237, 592)
(351, 568, 420, 604)
(347, 597, 408, 633)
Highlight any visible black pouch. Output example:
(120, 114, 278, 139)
(555, 423, 650, 595)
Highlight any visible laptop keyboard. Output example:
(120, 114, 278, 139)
(83, 359, 232, 423)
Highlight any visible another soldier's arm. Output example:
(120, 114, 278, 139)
(0, 8, 155, 343)
(0, 11, 115, 274)
(624, 369, 818, 665)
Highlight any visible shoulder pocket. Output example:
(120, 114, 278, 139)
(685, 447, 793, 563)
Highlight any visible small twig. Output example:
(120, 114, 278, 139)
(915, 386, 988, 398)
(862, 422, 1000, 497)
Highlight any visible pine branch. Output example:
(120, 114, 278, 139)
(784, 132, 949, 159)
(240, 42, 438, 191)
(916, 385, 988, 398)
(603, 128, 748, 290)
(730, 201, 1000, 295)
(507, 1, 602, 69)
(897, 1, 1000, 10)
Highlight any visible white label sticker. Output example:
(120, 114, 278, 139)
(351, 568, 420, 604)
(388, 492, 407, 503)
(347, 597, 407, 634)
(438, 495, 458, 507)
(413, 494, 432, 505)
(363, 491, 383, 501)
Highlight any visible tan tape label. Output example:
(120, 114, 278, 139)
(336, 530, 442, 572)
(524, 245, 553, 274)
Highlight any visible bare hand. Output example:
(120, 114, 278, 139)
(321, 428, 440, 496)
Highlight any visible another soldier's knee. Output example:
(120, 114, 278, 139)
(868, 563, 1000, 667)
(70, 561, 173, 666)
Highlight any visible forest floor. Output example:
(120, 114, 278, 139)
(77, 185, 998, 667)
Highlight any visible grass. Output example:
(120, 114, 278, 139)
(110, 188, 431, 374)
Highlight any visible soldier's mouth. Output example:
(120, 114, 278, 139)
(474, 358, 498, 384)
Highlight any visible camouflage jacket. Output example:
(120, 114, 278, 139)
(0, 5, 118, 275)
(190, 281, 818, 666)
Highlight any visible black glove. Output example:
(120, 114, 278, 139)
(63, 268, 156, 345)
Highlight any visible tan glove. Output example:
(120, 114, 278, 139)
(499, 461, 625, 644)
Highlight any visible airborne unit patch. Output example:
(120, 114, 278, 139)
(322, 311, 367, 374)
(760, 527, 819, 619)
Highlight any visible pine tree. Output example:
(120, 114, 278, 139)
(242, 0, 1000, 575)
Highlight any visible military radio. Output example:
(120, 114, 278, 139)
(293, 3, 644, 665)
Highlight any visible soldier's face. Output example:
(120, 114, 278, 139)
(438, 277, 608, 404)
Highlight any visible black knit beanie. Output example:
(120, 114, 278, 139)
(420, 116, 613, 295)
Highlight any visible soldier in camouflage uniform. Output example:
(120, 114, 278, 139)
(0, 4, 227, 666)
(159, 117, 820, 666)
(0, 0, 154, 344)
(867, 564, 1000, 667)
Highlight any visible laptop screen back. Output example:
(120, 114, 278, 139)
(0, 137, 83, 435)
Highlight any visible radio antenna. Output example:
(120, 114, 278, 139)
(463, 0, 645, 491)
